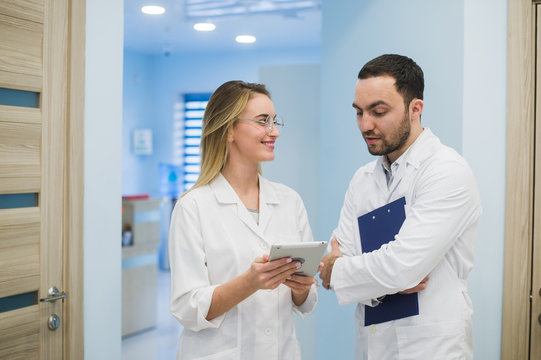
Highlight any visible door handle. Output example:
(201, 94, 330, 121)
(40, 286, 68, 303)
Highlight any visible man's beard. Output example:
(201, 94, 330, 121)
(364, 112, 411, 156)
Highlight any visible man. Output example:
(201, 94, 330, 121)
(319, 54, 481, 359)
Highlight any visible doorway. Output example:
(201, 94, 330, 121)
(503, 1, 541, 359)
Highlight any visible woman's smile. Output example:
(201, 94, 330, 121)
(262, 140, 275, 150)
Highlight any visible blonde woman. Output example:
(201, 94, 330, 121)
(169, 81, 319, 360)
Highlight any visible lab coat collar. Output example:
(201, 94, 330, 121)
(367, 127, 439, 175)
(210, 173, 279, 242)
(210, 173, 280, 205)
(404, 128, 441, 168)
(364, 128, 439, 197)
(210, 173, 240, 204)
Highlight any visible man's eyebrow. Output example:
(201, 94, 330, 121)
(367, 100, 389, 109)
(352, 100, 389, 111)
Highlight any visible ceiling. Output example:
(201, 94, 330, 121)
(124, 0, 322, 55)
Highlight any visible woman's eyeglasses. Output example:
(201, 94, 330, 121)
(238, 114, 284, 134)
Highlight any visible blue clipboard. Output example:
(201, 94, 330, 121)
(357, 197, 419, 326)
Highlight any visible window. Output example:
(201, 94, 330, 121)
(173, 93, 211, 192)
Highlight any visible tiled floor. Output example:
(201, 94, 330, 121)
(122, 270, 183, 360)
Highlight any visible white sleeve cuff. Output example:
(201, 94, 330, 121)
(331, 257, 378, 306)
(292, 284, 318, 317)
(171, 285, 226, 332)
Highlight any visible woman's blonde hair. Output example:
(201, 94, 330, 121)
(186, 80, 270, 194)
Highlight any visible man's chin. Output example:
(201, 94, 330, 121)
(367, 146, 385, 156)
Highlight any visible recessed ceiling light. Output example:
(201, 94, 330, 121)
(193, 22, 216, 31)
(141, 5, 165, 15)
(235, 35, 256, 44)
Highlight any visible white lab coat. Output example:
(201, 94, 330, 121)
(330, 129, 482, 360)
(169, 173, 317, 360)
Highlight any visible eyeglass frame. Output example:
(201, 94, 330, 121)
(237, 114, 284, 133)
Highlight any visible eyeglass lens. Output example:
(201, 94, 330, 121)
(265, 115, 283, 130)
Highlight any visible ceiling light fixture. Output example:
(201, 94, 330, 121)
(235, 35, 256, 44)
(193, 22, 216, 31)
(141, 5, 165, 15)
(185, 0, 322, 19)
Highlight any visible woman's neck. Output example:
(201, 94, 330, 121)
(222, 162, 260, 209)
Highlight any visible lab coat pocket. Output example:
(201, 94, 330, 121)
(395, 321, 465, 360)
(192, 347, 239, 360)
(353, 309, 368, 360)
(354, 330, 368, 360)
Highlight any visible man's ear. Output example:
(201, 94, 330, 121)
(409, 98, 424, 121)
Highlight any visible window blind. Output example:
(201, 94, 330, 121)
(178, 93, 211, 191)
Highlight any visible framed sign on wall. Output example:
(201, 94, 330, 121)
(133, 128, 153, 155)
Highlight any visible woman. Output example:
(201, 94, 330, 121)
(169, 80, 319, 360)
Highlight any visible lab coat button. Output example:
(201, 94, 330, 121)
(264, 327, 272, 336)
(369, 325, 376, 334)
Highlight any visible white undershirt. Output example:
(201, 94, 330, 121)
(247, 208, 259, 225)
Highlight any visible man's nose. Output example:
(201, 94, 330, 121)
(358, 115, 374, 133)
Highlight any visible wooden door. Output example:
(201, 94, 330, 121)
(532, 5, 541, 357)
(0, 0, 84, 358)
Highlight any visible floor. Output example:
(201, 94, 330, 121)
(122, 269, 183, 360)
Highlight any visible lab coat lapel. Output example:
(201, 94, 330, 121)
(386, 129, 438, 201)
(387, 166, 405, 200)
(373, 157, 389, 197)
(258, 175, 279, 237)
(236, 204, 262, 239)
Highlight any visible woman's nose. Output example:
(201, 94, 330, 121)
(268, 123, 280, 137)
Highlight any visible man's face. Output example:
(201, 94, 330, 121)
(353, 76, 412, 163)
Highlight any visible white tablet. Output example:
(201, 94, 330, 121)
(268, 241, 327, 277)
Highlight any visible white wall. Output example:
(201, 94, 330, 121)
(463, 0, 507, 358)
(259, 64, 321, 239)
(259, 64, 321, 360)
(84, 0, 123, 358)
(123, 48, 320, 197)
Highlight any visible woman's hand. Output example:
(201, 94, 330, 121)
(285, 262, 323, 305)
(244, 254, 300, 292)
(206, 254, 301, 321)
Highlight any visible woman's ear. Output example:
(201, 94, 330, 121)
(227, 126, 234, 143)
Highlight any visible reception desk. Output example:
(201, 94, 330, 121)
(121, 197, 161, 337)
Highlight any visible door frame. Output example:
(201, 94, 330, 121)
(503, 0, 537, 358)
(63, 0, 85, 357)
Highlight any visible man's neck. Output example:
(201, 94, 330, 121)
(386, 126, 424, 164)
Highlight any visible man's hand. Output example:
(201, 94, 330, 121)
(399, 275, 430, 294)
(319, 238, 343, 289)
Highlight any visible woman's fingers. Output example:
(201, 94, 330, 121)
(266, 261, 301, 283)
(250, 257, 302, 289)
(284, 275, 315, 293)
(285, 274, 315, 287)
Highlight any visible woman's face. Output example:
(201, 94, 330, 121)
(228, 93, 280, 166)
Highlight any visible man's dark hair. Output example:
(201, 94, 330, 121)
(358, 54, 424, 108)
